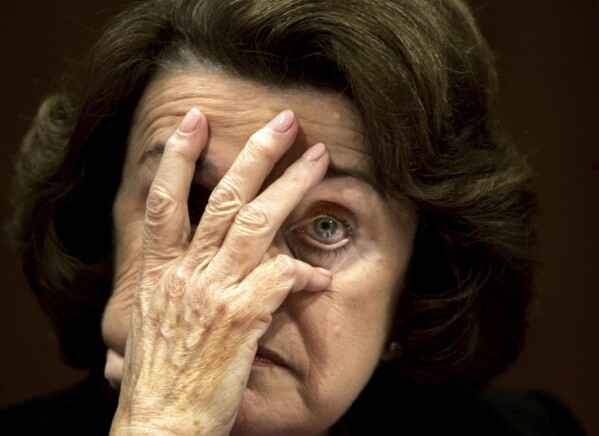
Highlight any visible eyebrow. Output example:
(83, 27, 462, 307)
(139, 143, 219, 181)
(138, 143, 166, 164)
(139, 143, 381, 194)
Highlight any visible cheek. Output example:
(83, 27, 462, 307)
(288, 284, 392, 421)
(334, 254, 403, 334)
(301, 264, 401, 386)
(334, 272, 398, 353)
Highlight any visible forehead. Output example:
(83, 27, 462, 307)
(127, 68, 370, 183)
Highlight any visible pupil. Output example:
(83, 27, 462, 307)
(315, 218, 337, 240)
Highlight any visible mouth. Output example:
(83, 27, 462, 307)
(253, 345, 287, 368)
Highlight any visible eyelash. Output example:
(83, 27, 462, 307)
(293, 238, 351, 259)
(289, 212, 355, 260)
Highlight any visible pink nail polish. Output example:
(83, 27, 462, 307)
(267, 110, 294, 132)
(179, 108, 201, 134)
(304, 143, 326, 161)
(316, 267, 332, 278)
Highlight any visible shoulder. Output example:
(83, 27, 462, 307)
(0, 372, 116, 436)
(341, 365, 586, 436)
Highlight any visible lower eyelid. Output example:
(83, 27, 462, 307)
(289, 234, 351, 261)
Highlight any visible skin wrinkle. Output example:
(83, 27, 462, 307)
(103, 68, 417, 435)
(131, 70, 364, 158)
(131, 73, 377, 207)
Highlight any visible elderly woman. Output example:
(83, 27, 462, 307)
(1, 0, 585, 435)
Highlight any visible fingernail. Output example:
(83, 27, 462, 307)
(316, 267, 332, 279)
(179, 108, 202, 134)
(267, 110, 294, 132)
(303, 143, 326, 161)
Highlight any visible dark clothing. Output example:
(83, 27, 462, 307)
(0, 366, 586, 435)
(0, 371, 116, 436)
(339, 365, 587, 435)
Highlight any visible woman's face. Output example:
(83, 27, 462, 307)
(102, 69, 416, 434)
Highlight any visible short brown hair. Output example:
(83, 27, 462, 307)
(10, 0, 536, 387)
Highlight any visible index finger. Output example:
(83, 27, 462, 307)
(143, 108, 208, 255)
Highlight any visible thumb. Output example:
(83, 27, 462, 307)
(104, 348, 125, 391)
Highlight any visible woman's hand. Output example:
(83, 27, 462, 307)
(109, 108, 331, 435)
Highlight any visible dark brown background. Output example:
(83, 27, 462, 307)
(1, 1, 597, 434)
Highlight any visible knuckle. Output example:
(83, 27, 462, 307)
(205, 180, 242, 214)
(145, 186, 178, 224)
(166, 134, 192, 159)
(246, 130, 278, 161)
(234, 203, 270, 232)
(164, 265, 189, 299)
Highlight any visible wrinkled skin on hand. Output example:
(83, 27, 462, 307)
(109, 108, 332, 435)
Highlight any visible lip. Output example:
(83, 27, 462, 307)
(253, 345, 287, 368)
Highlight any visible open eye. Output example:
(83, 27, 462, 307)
(305, 216, 347, 245)
(289, 212, 354, 263)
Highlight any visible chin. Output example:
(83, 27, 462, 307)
(229, 387, 333, 436)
